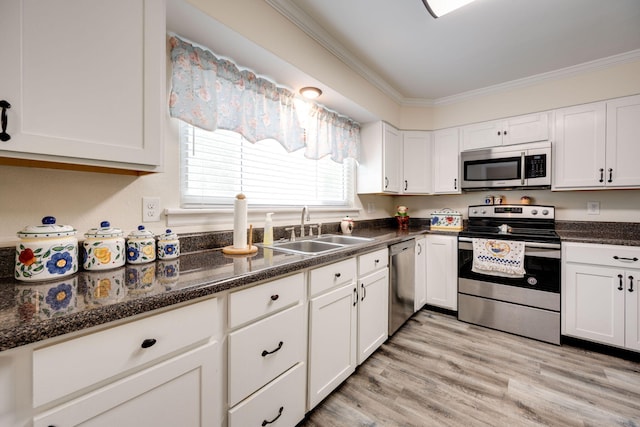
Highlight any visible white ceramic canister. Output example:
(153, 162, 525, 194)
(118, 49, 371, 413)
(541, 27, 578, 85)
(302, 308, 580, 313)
(15, 216, 78, 282)
(83, 221, 125, 270)
(340, 216, 354, 235)
(157, 229, 180, 260)
(126, 225, 156, 264)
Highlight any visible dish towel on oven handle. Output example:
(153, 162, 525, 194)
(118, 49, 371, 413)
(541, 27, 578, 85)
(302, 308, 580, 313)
(472, 238, 526, 278)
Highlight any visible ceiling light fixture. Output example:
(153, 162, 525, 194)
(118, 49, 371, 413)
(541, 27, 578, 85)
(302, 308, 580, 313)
(422, 0, 477, 18)
(299, 86, 322, 99)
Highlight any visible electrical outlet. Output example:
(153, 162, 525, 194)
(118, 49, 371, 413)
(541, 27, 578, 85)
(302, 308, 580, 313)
(142, 197, 161, 222)
(587, 201, 600, 215)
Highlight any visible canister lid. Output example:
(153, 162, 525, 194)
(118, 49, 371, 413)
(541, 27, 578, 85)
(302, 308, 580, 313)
(17, 216, 77, 239)
(157, 229, 178, 241)
(127, 225, 155, 239)
(85, 221, 124, 238)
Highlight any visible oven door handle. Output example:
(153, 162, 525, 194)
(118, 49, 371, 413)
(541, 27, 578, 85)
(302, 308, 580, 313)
(458, 237, 561, 252)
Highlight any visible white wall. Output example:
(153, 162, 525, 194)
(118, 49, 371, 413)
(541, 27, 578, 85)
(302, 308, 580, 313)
(396, 188, 640, 223)
(1, 1, 639, 246)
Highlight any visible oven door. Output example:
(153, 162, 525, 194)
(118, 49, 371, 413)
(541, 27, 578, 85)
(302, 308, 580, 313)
(457, 238, 560, 293)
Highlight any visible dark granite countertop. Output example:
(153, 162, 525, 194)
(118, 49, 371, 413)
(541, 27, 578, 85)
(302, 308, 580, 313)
(0, 227, 429, 352)
(556, 221, 640, 246)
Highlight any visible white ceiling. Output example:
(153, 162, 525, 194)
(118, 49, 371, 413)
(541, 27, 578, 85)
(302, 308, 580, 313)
(167, 0, 640, 121)
(268, 0, 640, 103)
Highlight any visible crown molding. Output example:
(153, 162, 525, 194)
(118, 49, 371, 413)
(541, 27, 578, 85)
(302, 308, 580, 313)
(433, 49, 640, 106)
(265, 0, 640, 108)
(265, 0, 406, 104)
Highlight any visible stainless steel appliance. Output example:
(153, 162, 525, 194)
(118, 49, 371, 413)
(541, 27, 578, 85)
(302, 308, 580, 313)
(389, 239, 415, 335)
(457, 205, 561, 344)
(461, 141, 551, 190)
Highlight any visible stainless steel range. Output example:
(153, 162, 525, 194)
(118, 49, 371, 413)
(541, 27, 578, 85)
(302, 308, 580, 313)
(457, 204, 561, 345)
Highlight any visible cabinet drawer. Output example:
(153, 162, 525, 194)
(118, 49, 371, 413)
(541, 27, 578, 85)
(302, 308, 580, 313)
(358, 248, 389, 276)
(563, 242, 640, 268)
(228, 304, 305, 406)
(34, 341, 218, 427)
(229, 363, 306, 427)
(229, 273, 304, 329)
(33, 298, 217, 407)
(309, 258, 357, 297)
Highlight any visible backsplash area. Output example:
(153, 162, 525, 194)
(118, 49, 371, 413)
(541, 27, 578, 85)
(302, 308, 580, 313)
(0, 218, 405, 279)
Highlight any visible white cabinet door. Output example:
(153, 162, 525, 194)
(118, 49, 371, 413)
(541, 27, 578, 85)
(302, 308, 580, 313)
(460, 120, 502, 151)
(414, 236, 427, 312)
(402, 131, 432, 194)
(357, 268, 389, 365)
(34, 341, 219, 427)
(605, 95, 640, 188)
(563, 263, 625, 347)
(460, 113, 549, 151)
(432, 128, 461, 194)
(383, 123, 402, 193)
(503, 112, 550, 146)
(624, 273, 640, 351)
(308, 282, 357, 409)
(358, 121, 402, 194)
(553, 102, 606, 189)
(0, 0, 164, 172)
(425, 234, 458, 310)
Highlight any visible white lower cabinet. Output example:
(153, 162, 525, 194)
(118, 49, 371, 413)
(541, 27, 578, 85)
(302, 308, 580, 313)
(308, 259, 358, 409)
(357, 248, 389, 364)
(415, 236, 427, 312)
(30, 298, 222, 427)
(34, 341, 218, 427)
(425, 234, 458, 310)
(228, 363, 306, 427)
(563, 242, 640, 351)
(227, 273, 307, 426)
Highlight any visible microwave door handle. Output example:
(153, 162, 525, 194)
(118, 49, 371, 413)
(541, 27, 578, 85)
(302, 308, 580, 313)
(520, 152, 526, 185)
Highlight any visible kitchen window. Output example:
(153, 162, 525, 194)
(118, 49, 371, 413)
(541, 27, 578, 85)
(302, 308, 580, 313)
(180, 122, 356, 208)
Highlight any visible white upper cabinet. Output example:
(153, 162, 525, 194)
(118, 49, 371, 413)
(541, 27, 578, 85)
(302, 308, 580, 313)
(554, 95, 640, 190)
(0, 0, 165, 172)
(357, 122, 402, 194)
(460, 112, 550, 151)
(401, 131, 432, 194)
(432, 127, 461, 194)
(605, 95, 640, 188)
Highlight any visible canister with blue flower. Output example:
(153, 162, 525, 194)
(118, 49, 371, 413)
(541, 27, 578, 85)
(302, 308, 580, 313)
(15, 216, 78, 282)
(126, 225, 156, 264)
(83, 221, 125, 270)
(157, 229, 180, 260)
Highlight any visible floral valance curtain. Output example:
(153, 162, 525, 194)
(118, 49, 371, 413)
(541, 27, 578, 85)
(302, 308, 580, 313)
(169, 35, 359, 162)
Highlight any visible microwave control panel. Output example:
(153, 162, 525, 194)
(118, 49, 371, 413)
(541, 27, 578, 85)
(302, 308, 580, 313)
(525, 154, 547, 178)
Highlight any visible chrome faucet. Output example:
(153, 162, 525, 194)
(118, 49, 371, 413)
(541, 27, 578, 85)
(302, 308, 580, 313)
(300, 205, 310, 238)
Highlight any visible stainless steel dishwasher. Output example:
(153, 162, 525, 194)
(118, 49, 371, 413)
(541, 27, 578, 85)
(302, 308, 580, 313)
(388, 239, 415, 335)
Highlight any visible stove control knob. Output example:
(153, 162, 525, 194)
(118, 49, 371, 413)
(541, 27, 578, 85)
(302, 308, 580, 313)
(471, 209, 478, 215)
(531, 209, 538, 215)
(542, 209, 549, 215)
(481, 209, 487, 215)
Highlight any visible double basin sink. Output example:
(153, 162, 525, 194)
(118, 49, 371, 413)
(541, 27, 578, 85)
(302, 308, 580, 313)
(261, 234, 374, 255)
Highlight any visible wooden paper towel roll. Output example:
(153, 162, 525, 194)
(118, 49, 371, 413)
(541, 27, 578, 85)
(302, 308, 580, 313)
(233, 194, 247, 249)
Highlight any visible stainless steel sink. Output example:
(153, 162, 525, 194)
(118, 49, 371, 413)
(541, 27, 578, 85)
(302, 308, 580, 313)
(262, 234, 374, 255)
(315, 235, 374, 245)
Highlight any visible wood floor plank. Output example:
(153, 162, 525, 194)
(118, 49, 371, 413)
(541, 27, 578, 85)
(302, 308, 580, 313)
(299, 309, 640, 427)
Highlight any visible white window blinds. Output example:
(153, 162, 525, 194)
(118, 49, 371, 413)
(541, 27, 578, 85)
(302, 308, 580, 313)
(180, 123, 355, 208)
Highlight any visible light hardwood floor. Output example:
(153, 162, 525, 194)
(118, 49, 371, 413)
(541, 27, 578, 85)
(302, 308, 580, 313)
(299, 309, 640, 427)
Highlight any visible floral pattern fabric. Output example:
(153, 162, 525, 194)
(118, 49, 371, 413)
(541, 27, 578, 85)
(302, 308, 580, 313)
(169, 35, 360, 163)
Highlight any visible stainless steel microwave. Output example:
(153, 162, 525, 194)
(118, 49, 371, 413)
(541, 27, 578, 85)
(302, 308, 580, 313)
(460, 141, 551, 190)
